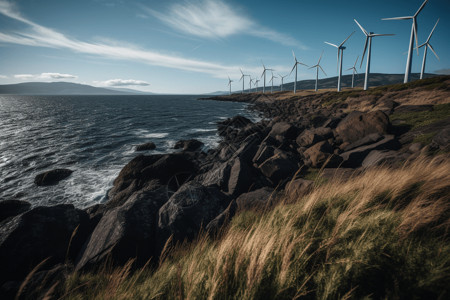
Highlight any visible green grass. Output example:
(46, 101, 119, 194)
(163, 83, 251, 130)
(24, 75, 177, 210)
(413, 132, 437, 145)
(390, 103, 450, 130)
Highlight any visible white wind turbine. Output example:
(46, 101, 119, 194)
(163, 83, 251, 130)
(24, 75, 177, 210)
(269, 72, 277, 94)
(278, 74, 288, 92)
(308, 51, 327, 92)
(290, 50, 308, 94)
(254, 79, 260, 92)
(354, 19, 395, 90)
(227, 76, 233, 95)
(325, 31, 355, 92)
(261, 61, 273, 94)
(382, 0, 428, 83)
(418, 18, 440, 80)
(239, 69, 250, 94)
(346, 56, 359, 88)
(249, 78, 254, 92)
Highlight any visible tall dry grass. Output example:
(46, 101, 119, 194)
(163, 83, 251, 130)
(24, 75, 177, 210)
(57, 155, 449, 299)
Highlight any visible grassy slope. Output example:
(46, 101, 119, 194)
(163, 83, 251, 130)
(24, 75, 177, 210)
(53, 157, 450, 299)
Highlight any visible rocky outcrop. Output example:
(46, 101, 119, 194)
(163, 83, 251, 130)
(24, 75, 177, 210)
(136, 142, 156, 151)
(0, 200, 31, 222)
(235, 187, 275, 211)
(34, 169, 73, 186)
(174, 139, 204, 151)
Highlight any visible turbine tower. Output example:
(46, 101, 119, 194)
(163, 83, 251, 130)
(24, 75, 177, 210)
(227, 76, 233, 95)
(249, 78, 254, 92)
(354, 19, 394, 90)
(269, 72, 277, 94)
(308, 51, 327, 92)
(346, 56, 359, 89)
(261, 61, 273, 94)
(278, 74, 288, 92)
(325, 31, 355, 92)
(290, 50, 308, 94)
(239, 69, 250, 94)
(255, 79, 260, 92)
(418, 18, 440, 79)
(382, 0, 428, 83)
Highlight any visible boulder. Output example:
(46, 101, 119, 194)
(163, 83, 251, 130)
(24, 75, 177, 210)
(206, 200, 237, 235)
(431, 127, 450, 151)
(362, 150, 409, 168)
(76, 187, 167, 270)
(198, 161, 232, 191)
(285, 179, 314, 197)
(335, 110, 390, 144)
(340, 135, 401, 168)
(269, 122, 298, 140)
(0, 200, 31, 222)
(228, 157, 254, 196)
(253, 143, 276, 165)
(342, 133, 384, 152)
(34, 169, 73, 186)
(0, 205, 89, 284)
(174, 139, 204, 152)
(158, 183, 229, 242)
(296, 127, 333, 148)
(236, 187, 275, 212)
(304, 141, 342, 168)
(135, 142, 156, 151)
(258, 153, 299, 185)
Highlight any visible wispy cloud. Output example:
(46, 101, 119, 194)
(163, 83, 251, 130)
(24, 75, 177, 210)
(96, 79, 150, 87)
(0, 75, 8, 79)
(14, 72, 78, 80)
(0, 0, 261, 79)
(143, 0, 308, 50)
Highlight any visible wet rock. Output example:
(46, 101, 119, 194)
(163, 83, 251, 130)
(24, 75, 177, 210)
(174, 139, 204, 152)
(336, 110, 390, 144)
(0, 200, 31, 223)
(236, 187, 275, 212)
(136, 142, 156, 151)
(76, 187, 167, 271)
(34, 169, 73, 186)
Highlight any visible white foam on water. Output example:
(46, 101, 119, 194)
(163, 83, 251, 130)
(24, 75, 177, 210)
(189, 128, 216, 133)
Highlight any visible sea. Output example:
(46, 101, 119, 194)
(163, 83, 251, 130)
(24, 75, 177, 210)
(0, 95, 256, 208)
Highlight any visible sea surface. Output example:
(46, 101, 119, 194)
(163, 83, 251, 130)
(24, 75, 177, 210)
(0, 95, 256, 208)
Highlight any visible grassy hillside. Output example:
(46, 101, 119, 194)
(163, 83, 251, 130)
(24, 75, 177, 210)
(38, 156, 450, 299)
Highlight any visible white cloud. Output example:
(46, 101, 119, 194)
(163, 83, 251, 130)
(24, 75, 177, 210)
(14, 74, 35, 79)
(143, 0, 308, 49)
(96, 79, 150, 87)
(14, 73, 77, 80)
(0, 75, 7, 79)
(0, 0, 262, 80)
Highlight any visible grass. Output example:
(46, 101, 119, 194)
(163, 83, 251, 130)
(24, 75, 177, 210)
(390, 103, 450, 130)
(35, 156, 449, 299)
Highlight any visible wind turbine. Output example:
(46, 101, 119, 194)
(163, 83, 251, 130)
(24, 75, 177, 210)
(325, 31, 355, 92)
(227, 76, 233, 95)
(290, 50, 308, 94)
(308, 51, 327, 92)
(269, 72, 277, 94)
(249, 78, 254, 93)
(418, 18, 439, 80)
(239, 69, 250, 94)
(346, 56, 359, 88)
(382, 0, 428, 83)
(255, 79, 260, 92)
(278, 74, 288, 92)
(354, 19, 394, 90)
(261, 61, 273, 94)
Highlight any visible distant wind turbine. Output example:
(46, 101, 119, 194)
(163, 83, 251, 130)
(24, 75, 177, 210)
(382, 0, 428, 83)
(325, 31, 355, 92)
(261, 61, 273, 94)
(278, 74, 288, 92)
(254, 79, 260, 92)
(249, 77, 254, 92)
(269, 72, 277, 94)
(227, 76, 233, 95)
(239, 69, 250, 94)
(308, 51, 327, 92)
(354, 19, 394, 90)
(346, 56, 359, 88)
(418, 18, 440, 80)
(290, 50, 308, 94)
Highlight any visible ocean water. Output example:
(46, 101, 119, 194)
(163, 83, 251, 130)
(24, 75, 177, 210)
(0, 95, 255, 208)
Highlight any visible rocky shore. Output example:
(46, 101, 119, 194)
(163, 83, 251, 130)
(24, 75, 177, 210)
(1, 76, 449, 298)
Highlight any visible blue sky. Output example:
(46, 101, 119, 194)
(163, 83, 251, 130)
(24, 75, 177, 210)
(0, 0, 449, 94)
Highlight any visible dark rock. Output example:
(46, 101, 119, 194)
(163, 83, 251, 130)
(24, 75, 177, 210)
(135, 142, 156, 151)
(236, 187, 275, 211)
(228, 157, 254, 196)
(206, 200, 237, 235)
(218, 115, 253, 129)
(342, 133, 384, 152)
(258, 153, 300, 185)
(198, 161, 232, 190)
(269, 122, 298, 140)
(158, 183, 229, 242)
(0, 200, 31, 223)
(296, 127, 333, 148)
(408, 143, 423, 153)
(304, 141, 342, 168)
(0, 205, 89, 284)
(76, 187, 167, 271)
(253, 143, 276, 165)
(34, 169, 73, 186)
(285, 179, 314, 197)
(340, 135, 401, 168)
(174, 139, 204, 152)
(431, 127, 450, 151)
(362, 150, 410, 168)
(335, 110, 390, 144)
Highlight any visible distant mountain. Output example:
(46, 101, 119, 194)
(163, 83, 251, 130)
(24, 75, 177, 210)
(202, 91, 228, 96)
(0, 82, 148, 95)
(107, 87, 157, 95)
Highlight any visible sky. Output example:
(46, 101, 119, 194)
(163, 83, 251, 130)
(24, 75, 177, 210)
(0, 0, 449, 94)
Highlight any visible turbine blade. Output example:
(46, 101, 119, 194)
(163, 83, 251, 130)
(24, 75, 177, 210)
(292, 50, 297, 61)
(308, 65, 316, 70)
(354, 19, 368, 36)
(318, 51, 324, 64)
(371, 33, 395, 36)
(325, 41, 338, 48)
(415, 0, 428, 17)
(346, 67, 353, 71)
(299, 62, 309, 67)
(354, 55, 359, 67)
(354, 68, 358, 74)
(360, 37, 368, 68)
(413, 18, 419, 55)
(428, 43, 439, 60)
(240, 68, 244, 75)
(339, 31, 355, 47)
(382, 16, 413, 20)
(427, 18, 439, 42)
(319, 65, 327, 77)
